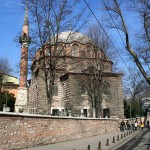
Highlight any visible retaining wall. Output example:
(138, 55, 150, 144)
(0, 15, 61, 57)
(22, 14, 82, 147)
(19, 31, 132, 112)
(0, 112, 119, 150)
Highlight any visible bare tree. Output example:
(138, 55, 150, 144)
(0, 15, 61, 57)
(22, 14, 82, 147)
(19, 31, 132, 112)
(86, 24, 115, 58)
(124, 69, 145, 99)
(133, 0, 150, 66)
(75, 24, 113, 118)
(123, 65, 150, 118)
(77, 60, 111, 118)
(86, 23, 120, 71)
(24, 0, 88, 114)
(102, 0, 150, 85)
(0, 57, 13, 92)
(0, 57, 12, 75)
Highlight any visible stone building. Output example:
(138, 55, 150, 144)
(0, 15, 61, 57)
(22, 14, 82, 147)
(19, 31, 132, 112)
(28, 31, 124, 119)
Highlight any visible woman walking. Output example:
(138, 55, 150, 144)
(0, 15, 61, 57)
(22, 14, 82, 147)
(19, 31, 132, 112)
(140, 122, 144, 131)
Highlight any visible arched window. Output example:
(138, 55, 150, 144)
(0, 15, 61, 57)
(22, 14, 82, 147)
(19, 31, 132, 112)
(103, 81, 110, 95)
(46, 49, 50, 56)
(80, 49, 86, 58)
(72, 44, 79, 57)
(57, 44, 64, 56)
(86, 46, 92, 58)
(53, 84, 58, 96)
(80, 84, 86, 94)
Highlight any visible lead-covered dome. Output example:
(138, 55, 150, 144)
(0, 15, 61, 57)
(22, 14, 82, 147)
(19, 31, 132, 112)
(58, 31, 92, 44)
(47, 31, 92, 44)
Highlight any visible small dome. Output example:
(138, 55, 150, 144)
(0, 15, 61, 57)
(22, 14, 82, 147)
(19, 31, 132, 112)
(57, 31, 92, 44)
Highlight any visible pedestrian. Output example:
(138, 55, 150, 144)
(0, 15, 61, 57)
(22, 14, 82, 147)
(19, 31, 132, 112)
(147, 120, 149, 129)
(126, 120, 131, 130)
(120, 120, 125, 132)
(134, 121, 138, 131)
(140, 122, 144, 131)
(131, 119, 135, 130)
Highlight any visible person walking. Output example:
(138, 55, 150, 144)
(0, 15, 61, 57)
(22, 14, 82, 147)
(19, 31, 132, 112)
(126, 120, 131, 130)
(147, 120, 149, 129)
(120, 120, 125, 132)
(140, 122, 144, 131)
(131, 119, 135, 130)
(135, 121, 138, 131)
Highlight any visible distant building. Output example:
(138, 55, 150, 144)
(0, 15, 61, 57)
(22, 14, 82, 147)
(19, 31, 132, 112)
(0, 73, 19, 98)
(141, 97, 150, 111)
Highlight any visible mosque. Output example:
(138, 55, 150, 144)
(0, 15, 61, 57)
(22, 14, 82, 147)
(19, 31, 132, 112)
(15, 7, 124, 119)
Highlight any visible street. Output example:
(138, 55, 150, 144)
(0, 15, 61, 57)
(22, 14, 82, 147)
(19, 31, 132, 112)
(116, 129, 150, 150)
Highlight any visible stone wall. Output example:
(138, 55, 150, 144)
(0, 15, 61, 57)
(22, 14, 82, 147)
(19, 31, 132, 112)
(0, 112, 119, 150)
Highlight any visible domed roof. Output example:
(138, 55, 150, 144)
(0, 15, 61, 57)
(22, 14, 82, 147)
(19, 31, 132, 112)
(57, 31, 92, 44)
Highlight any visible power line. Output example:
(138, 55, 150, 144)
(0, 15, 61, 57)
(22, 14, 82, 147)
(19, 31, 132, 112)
(101, 0, 144, 83)
(101, 0, 126, 48)
(103, 0, 150, 81)
(83, 0, 135, 78)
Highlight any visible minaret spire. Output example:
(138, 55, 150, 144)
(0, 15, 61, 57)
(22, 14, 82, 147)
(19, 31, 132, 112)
(22, 6, 29, 37)
(24, 7, 29, 26)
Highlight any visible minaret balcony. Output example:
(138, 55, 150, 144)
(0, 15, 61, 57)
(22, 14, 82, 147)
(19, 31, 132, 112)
(19, 33, 31, 44)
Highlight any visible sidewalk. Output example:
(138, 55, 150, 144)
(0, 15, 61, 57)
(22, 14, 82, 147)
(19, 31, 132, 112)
(22, 130, 140, 150)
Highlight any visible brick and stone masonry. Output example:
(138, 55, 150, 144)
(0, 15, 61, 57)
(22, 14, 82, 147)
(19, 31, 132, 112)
(15, 7, 31, 113)
(0, 112, 119, 150)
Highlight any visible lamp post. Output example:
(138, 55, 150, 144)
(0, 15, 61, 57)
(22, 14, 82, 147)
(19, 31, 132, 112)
(5, 93, 7, 108)
(130, 98, 132, 119)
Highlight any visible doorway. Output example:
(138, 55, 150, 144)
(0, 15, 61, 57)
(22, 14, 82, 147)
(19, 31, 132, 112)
(103, 108, 110, 118)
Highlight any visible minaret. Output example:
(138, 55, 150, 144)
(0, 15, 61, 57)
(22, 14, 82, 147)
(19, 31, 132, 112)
(15, 7, 31, 113)
(19, 7, 31, 88)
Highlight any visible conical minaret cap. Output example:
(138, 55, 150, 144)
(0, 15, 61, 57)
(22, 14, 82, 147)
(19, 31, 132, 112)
(24, 7, 29, 26)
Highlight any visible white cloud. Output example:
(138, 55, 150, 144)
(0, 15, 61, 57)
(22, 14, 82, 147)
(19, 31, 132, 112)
(0, 0, 24, 14)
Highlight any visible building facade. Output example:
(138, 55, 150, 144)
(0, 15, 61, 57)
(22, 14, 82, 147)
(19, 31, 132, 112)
(0, 73, 19, 98)
(28, 31, 124, 118)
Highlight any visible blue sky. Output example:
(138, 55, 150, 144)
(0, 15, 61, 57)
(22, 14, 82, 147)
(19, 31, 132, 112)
(0, 0, 99, 78)
(0, 0, 25, 77)
(0, 0, 141, 80)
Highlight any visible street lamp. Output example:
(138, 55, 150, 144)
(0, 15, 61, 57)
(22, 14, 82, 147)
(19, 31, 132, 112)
(5, 93, 7, 108)
(130, 98, 132, 119)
